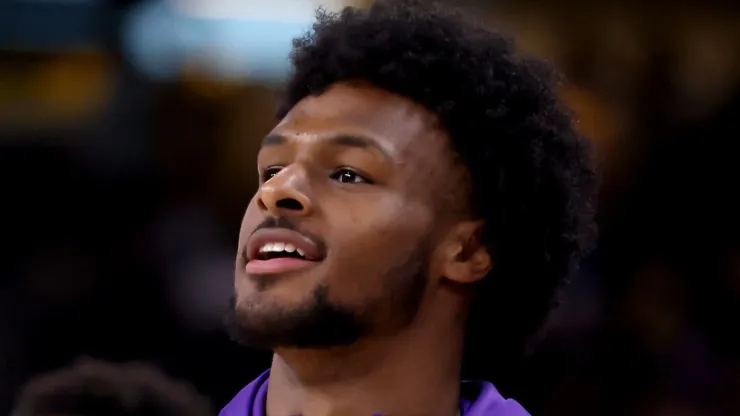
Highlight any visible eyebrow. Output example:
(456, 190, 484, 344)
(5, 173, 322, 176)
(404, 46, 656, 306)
(261, 133, 394, 161)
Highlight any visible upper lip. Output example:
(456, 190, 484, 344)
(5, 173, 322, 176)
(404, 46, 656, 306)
(246, 228, 324, 261)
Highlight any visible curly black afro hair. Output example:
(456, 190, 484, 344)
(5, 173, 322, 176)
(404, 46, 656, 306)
(13, 358, 213, 416)
(277, 0, 597, 385)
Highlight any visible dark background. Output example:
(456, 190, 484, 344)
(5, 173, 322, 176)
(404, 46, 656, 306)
(1, 0, 739, 414)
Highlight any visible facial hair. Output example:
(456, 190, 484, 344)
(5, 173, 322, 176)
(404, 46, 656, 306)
(225, 245, 429, 350)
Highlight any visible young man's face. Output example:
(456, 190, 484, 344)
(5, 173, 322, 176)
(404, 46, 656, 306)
(229, 82, 466, 349)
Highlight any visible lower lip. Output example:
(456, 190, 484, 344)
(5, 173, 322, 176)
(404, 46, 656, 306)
(245, 258, 318, 275)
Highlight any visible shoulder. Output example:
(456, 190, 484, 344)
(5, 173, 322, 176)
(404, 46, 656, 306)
(219, 371, 270, 416)
(460, 381, 531, 416)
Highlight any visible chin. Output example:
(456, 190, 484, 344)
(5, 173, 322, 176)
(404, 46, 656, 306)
(225, 287, 369, 350)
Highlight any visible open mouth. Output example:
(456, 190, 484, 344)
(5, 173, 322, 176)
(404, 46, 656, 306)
(255, 242, 312, 261)
(245, 228, 325, 275)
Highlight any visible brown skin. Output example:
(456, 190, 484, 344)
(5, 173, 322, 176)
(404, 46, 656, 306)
(234, 82, 492, 416)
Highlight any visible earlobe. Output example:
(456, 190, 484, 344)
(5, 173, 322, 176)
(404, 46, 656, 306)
(468, 247, 492, 281)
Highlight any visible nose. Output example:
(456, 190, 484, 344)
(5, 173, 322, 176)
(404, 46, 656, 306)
(256, 166, 313, 217)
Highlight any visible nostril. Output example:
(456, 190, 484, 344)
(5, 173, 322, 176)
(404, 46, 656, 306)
(257, 198, 268, 211)
(276, 198, 303, 211)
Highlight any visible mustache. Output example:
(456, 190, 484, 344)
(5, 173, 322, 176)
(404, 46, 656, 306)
(253, 216, 299, 233)
(251, 216, 327, 254)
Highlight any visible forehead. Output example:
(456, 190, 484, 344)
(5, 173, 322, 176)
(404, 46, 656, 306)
(274, 82, 450, 162)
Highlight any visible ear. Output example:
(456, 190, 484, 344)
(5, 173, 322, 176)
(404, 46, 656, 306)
(437, 220, 492, 284)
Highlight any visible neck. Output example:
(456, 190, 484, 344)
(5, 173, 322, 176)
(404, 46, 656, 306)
(266, 293, 466, 416)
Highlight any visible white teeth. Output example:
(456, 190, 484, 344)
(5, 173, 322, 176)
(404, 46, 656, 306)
(258, 242, 306, 258)
(258, 243, 273, 253)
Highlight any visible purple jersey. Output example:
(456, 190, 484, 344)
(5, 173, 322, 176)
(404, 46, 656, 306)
(220, 371, 530, 416)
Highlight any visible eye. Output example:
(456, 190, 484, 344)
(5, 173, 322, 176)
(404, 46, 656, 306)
(330, 168, 373, 184)
(261, 166, 283, 182)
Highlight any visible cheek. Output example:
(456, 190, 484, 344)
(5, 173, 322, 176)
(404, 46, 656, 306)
(324, 194, 432, 297)
(344, 194, 430, 248)
(238, 196, 261, 247)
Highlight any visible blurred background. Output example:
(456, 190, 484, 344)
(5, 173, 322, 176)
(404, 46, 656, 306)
(1, 0, 739, 414)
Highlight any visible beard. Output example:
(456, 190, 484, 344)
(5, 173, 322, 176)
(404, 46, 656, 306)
(225, 247, 429, 350)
